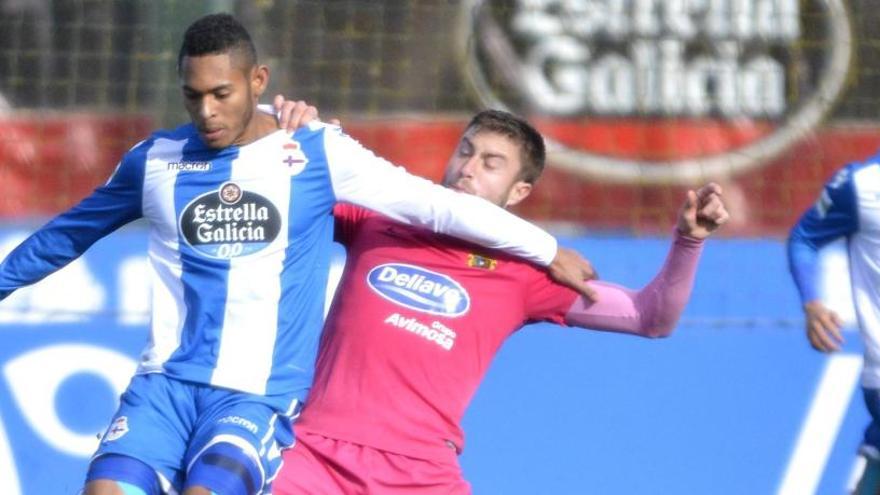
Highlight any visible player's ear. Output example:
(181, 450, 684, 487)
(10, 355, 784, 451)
(505, 180, 532, 207)
(250, 64, 269, 98)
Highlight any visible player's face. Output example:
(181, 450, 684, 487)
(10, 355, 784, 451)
(442, 130, 533, 208)
(179, 53, 268, 149)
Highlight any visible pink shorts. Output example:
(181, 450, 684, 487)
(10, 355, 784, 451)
(273, 430, 472, 494)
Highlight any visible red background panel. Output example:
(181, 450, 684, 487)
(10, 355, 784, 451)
(4, 114, 878, 237)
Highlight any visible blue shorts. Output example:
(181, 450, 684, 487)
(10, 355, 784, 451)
(90, 373, 297, 492)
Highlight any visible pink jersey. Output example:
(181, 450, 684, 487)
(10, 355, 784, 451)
(294, 204, 703, 463)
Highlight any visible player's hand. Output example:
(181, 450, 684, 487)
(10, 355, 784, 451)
(548, 247, 598, 302)
(273, 95, 320, 132)
(803, 300, 844, 352)
(677, 182, 730, 240)
(273, 95, 341, 132)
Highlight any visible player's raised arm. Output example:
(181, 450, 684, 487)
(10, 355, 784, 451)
(276, 100, 553, 264)
(564, 183, 729, 337)
(321, 124, 558, 262)
(275, 95, 597, 294)
(677, 182, 729, 240)
(565, 232, 703, 337)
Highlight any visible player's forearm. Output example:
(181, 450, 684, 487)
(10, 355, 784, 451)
(0, 223, 93, 300)
(0, 186, 140, 301)
(324, 126, 557, 265)
(564, 231, 703, 337)
(404, 186, 557, 265)
(786, 230, 822, 304)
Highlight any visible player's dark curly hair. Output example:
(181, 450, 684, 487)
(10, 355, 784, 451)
(177, 13, 257, 73)
(465, 110, 546, 184)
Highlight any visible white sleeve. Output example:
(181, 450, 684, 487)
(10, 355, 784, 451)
(321, 124, 558, 266)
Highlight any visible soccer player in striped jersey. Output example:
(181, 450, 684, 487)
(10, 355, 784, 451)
(788, 161, 880, 495)
(0, 14, 596, 495)
(271, 107, 730, 494)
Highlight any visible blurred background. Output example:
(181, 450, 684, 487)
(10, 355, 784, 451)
(0, 0, 872, 493)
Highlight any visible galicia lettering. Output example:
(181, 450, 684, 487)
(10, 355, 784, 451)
(192, 203, 270, 244)
(479, 0, 801, 117)
(460, 0, 852, 183)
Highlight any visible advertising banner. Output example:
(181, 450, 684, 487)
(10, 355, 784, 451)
(0, 227, 867, 494)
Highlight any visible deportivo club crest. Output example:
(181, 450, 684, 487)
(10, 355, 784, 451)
(282, 139, 307, 175)
(102, 416, 129, 442)
(219, 182, 242, 204)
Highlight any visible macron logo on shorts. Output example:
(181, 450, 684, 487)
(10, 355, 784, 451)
(367, 263, 470, 317)
(218, 415, 259, 435)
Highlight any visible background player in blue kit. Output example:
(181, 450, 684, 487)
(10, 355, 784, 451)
(788, 159, 880, 494)
(0, 13, 595, 495)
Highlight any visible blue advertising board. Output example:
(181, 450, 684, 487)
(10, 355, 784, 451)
(0, 226, 865, 494)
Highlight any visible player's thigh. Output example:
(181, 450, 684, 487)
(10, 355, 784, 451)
(273, 432, 341, 495)
(276, 430, 471, 495)
(184, 394, 295, 494)
(379, 448, 472, 495)
(89, 373, 196, 492)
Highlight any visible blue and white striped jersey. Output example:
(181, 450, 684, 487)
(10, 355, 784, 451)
(789, 158, 880, 387)
(0, 120, 558, 406)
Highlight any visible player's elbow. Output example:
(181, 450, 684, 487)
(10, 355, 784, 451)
(640, 325, 675, 339)
(631, 292, 682, 338)
(638, 314, 678, 338)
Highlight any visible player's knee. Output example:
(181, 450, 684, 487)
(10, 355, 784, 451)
(186, 441, 263, 495)
(84, 454, 161, 495)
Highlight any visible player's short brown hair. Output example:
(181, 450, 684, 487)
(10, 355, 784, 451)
(465, 110, 546, 184)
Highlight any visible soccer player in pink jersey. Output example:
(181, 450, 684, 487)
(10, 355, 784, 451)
(271, 107, 729, 494)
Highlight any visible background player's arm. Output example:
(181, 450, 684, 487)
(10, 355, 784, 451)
(0, 153, 144, 301)
(787, 166, 859, 352)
